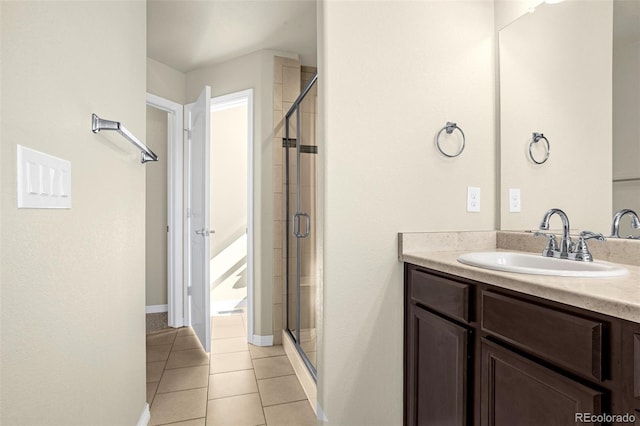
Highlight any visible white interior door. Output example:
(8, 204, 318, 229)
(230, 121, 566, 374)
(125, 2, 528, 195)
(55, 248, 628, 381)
(186, 86, 211, 352)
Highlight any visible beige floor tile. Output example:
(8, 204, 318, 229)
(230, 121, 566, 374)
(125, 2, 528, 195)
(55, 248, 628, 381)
(177, 327, 196, 337)
(208, 369, 258, 399)
(253, 355, 294, 379)
(248, 344, 285, 359)
(206, 393, 265, 426)
(212, 324, 246, 340)
(147, 361, 166, 383)
(147, 329, 177, 346)
(257, 374, 307, 407)
(167, 419, 206, 426)
(147, 381, 159, 404)
(173, 335, 204, 351)
(157, 365, 209, 394)
(211, 337, 248, 354)
(150, 387, 207, 425)
(212, 315, 244, 328)
(210, 351, 253, 374)
(166, 348, 209, 369)
(263, 400, 316, 426)
(147, 344, 172, 362)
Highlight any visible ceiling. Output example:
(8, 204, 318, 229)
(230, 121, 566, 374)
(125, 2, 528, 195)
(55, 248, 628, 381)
(147, 0, 318, 73)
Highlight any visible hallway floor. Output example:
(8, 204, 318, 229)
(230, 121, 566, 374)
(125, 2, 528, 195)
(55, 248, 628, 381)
(146, 314, 316, 425)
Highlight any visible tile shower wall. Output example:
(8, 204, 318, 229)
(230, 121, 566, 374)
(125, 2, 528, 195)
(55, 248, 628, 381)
(272, 58, 318, 344)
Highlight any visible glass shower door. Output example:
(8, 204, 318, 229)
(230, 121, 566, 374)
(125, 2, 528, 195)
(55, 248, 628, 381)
(285, 74, 318, 379)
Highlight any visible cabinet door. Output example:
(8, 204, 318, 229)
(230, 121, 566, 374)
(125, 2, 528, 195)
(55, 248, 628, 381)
(406, 304, 468, 426)
(481, 340, 604, 426)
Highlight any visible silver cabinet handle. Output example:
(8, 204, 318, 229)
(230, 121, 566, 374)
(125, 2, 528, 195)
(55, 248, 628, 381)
(293, 212, 310, 238)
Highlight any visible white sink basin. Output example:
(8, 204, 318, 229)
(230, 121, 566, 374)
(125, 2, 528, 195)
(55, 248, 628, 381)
(457, 251, 628, 277)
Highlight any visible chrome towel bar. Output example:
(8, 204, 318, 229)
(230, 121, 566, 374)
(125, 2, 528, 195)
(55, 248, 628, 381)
(436, 122, 465, 158)
(91, 113, 158, 163)
(529, 132, 550, 164)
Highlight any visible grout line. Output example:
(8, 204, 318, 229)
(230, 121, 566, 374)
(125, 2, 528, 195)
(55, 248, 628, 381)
(249, 346, 269, 425)
(148, 329, 178, 411)
(155, 385, 208, 396)
(261, 397, 309, 409)
(256, 373, 297, 383)
(156, 417, 206, 426)
(207, 390, 260, 401)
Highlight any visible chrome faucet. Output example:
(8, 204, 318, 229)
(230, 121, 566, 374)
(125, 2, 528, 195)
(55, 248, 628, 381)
(610, 209, 640, 239)
(535, 208, 605, 262)
(539, 208, 573, 257)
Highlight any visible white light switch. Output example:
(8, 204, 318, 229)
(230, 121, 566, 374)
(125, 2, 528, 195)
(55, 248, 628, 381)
(509, 188, 521, 212)
(467, 186, 481, 212)
(17, 145, 71, 209)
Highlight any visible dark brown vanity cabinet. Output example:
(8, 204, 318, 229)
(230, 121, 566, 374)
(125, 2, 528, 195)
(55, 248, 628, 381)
(404, 263, 638, 426)
(406, 304, 469, 426)
(405, 266, 473, 426)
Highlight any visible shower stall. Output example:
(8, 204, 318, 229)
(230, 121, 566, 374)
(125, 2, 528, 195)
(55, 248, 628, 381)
(284, 72, 319, 380)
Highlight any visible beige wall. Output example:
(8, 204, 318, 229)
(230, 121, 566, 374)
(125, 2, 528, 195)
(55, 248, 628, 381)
(1, 1, 147, 424)
(146, 106, 169, 306)
(318, 1, 495, 423)
(147, 57, 186, 105)
(499, 1, 613, 232)
(186, 49, 298, 338)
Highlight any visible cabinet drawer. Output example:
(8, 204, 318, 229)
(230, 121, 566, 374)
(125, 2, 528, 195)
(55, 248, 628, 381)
(410, 269, 470, 323)
(482, 291, 605, 381)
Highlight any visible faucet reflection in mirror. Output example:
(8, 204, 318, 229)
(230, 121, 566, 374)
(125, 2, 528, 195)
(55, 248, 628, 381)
(610, 209, 640, 239)
(535, 208, 605, 262)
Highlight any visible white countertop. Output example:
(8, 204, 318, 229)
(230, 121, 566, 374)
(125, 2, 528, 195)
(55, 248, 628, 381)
(400, 232, 640, 323)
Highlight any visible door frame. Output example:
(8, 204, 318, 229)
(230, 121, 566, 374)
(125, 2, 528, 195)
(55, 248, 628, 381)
(146, 93, 185, 328)
(210, 88, 255, 342)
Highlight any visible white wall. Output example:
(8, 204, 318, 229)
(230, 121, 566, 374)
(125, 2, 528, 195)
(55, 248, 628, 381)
(499, 1, 613, 232)
(186, 49, 298, 337)
(1, 2, 147, 424)
(318, 1, 495, 423)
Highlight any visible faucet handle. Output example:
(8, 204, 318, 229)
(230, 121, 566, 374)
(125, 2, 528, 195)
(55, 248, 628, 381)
(579, 231, 605, 242)
(572, 231, 604, 262)
(534, 231, 558, 256)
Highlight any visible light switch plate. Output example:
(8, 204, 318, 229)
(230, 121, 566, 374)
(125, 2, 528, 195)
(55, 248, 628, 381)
(467, 186, 481, 212)
(509, 188, 521, 212)
(17, 145, 71, 209)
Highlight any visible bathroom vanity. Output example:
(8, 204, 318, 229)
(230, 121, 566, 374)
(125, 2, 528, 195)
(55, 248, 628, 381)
(400, 231, 640, 426)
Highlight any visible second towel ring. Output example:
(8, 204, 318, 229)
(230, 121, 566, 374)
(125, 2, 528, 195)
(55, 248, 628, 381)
(529, 132, 550, 164)
(436, 122, 465, 158)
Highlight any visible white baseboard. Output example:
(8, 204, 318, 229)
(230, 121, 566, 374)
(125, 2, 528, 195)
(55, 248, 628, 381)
(251, 334, 274, 346)
(146, 304, 168, 314)
(136, 403, 150, 426)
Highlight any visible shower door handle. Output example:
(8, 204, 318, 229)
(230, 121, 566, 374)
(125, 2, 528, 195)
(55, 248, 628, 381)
(293, 212, 310, 238)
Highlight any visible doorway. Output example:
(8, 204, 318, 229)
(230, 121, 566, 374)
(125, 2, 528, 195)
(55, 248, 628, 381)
(145, 94, 184, 330)
(209, 89, 255, 341)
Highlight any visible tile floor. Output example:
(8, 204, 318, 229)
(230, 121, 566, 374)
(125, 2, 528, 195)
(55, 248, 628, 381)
(146, 313, 317, 425)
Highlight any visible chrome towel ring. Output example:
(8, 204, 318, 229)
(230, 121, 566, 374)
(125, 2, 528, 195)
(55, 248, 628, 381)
(529, 132, 550, 164)
(436, 122, 465, 158)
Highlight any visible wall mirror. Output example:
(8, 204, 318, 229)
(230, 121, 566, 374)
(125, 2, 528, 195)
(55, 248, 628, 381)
(498, 0, 640, 237)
